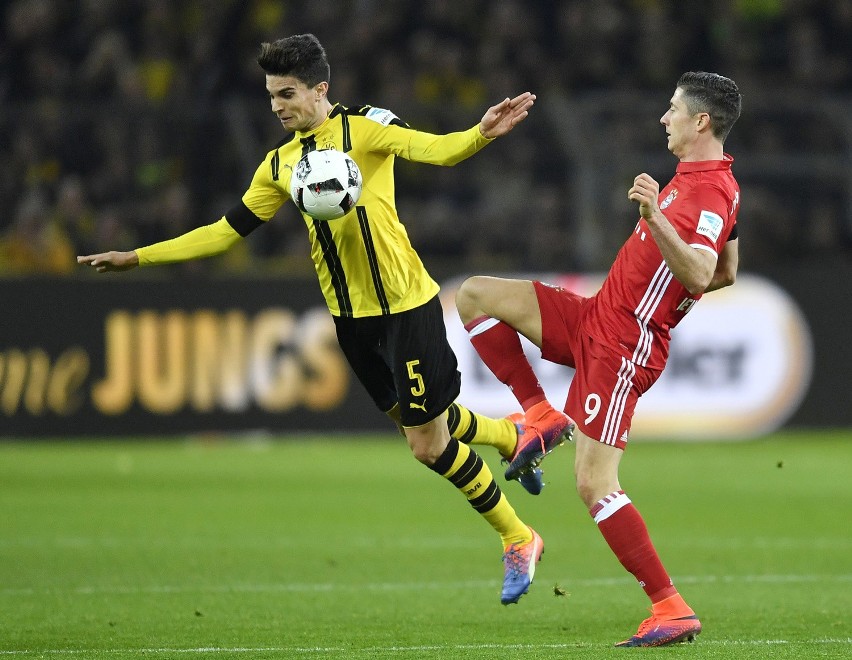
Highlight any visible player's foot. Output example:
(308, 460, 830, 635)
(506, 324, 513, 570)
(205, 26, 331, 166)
(504, 405, 574, 482)
(517, 466, 544, 495)
(615, 613, 702, 647)
(500, 527, 543, 605)
(503, 412, 545, 495)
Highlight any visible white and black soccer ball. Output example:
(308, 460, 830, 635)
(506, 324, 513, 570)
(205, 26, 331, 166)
(289, 149, 363, 221)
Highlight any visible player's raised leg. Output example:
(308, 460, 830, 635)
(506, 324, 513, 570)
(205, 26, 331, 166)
(455, 276, 574, 479)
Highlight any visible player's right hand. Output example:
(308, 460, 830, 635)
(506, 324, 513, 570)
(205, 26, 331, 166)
(77, 251, 139, 273)
(628, 173, 661, 220)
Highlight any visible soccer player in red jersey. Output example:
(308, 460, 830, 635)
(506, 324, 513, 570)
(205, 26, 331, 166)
(456, 71, 742, 646)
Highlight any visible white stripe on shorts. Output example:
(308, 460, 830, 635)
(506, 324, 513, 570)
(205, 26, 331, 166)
(600, 356, 635, 446)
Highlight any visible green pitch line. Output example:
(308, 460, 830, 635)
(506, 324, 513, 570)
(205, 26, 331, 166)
(1, 430, 850, 659)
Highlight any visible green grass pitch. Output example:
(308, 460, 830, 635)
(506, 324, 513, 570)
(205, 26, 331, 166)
(1, 430, 851, 659)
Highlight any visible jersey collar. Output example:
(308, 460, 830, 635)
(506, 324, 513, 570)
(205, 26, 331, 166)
(676, 154, 734, 174)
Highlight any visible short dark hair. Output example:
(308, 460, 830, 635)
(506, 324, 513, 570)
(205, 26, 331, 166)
(676, 71, 742, 141)
(257, 34, 330, 87)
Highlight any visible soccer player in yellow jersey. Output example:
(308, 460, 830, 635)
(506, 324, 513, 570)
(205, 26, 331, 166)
(78, 33, 572, 604)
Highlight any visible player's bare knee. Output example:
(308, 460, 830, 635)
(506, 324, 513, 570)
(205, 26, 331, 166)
(412, 445, 445, 465)
(408, 440, 435, 465)
(574, 471, 595, 508)
(455, 276, 487, 322)
(405, 422, 447, 465)
(574, 465, 609, 509)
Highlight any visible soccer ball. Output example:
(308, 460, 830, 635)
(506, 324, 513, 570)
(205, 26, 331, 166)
(290, 149, 362, 221)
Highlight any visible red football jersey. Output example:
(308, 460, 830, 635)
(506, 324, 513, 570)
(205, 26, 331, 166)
(585, 156, 740, 371)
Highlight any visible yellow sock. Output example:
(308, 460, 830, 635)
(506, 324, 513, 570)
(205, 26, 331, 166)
(430, 437, 531, 547)
(446, 402, 517, 459)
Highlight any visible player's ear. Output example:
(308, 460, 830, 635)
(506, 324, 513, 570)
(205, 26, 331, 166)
(696, 112, 711, 132)
(315, 81, 329, 100)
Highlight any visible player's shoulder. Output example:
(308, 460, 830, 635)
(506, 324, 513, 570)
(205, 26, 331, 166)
(252, 134, 298, 183)
(334, 103, 411, 128)
(682, 168, 738, 205)
(259, 133, 298, 162)
(705, 170, 740, 202)
(270, 133, 297, 152)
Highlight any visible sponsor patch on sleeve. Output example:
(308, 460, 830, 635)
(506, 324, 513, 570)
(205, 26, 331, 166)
(365, 107, 399, 126)
(696, 210, 724, 242)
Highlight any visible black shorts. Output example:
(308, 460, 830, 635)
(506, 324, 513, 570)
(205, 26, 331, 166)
(333, 295, 461, 427)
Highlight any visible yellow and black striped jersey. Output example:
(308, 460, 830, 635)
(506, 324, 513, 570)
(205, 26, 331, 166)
(226, 103, 492, 317)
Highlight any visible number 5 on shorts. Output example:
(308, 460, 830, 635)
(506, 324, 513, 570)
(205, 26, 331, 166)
(406, 360, 425, 397)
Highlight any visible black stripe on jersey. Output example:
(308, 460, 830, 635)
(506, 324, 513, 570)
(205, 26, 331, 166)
(340, 112, 352, 152)
(269, 134, 295, 181)
(300, 135, 318, 156)
(327, 105, 352, 151)
(356, 206, 390, 315)
(346, 105, 371, 116)
(728, 223, 738, 240)
(225, 201, 264, 237)
(345, 104, 412, 129)
(313, 219, 353, 317)
(271, 150, 280, 181)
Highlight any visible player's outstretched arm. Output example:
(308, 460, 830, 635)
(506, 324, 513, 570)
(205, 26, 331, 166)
(78, 219, 243, 273)
(77, 251, 139, 273)
(479, 92, 536, 139)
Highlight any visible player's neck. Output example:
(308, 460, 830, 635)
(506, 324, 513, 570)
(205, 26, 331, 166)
(678, 138, 724, 163)
(305, 101, 335, 132)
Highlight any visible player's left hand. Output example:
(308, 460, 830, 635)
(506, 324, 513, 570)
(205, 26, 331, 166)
(628, 173, 661, 220)
(479, 92, 536, 139)
(77, 250, 139, 273)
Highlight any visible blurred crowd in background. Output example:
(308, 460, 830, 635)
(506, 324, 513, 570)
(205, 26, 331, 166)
(2, 0, 851, 277)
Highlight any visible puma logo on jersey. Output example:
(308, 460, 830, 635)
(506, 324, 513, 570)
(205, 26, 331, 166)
(409, 400, 427, 412)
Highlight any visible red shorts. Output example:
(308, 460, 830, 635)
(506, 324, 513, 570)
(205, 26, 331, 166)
(534, 281, 662, 450)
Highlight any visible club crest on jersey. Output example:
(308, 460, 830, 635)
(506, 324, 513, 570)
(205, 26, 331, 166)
(660, 188, 678, 209)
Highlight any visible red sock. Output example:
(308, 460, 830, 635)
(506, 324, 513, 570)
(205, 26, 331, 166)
(590, 490, 678, 604)
(465, 316, 546, 410)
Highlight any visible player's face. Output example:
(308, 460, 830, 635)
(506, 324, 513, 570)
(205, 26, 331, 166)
(266, 75, 327, 133)
(660, 88, 700, 159)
